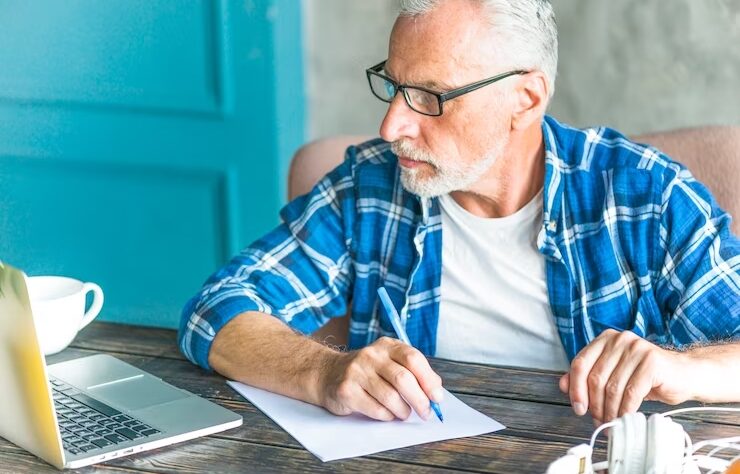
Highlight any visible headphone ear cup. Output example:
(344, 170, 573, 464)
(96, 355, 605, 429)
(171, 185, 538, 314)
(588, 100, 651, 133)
(608, 412, 647, 474)
(645, 414, 686, 474)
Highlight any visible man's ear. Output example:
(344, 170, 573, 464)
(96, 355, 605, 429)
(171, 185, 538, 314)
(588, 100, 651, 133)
(511, 71, 549, 131)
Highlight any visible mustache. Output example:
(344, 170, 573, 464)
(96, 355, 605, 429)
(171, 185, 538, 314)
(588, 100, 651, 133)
(391, 141, 438, 167)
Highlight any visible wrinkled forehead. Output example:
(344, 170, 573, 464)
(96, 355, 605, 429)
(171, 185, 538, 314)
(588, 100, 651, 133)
(386, 3, 500, 86)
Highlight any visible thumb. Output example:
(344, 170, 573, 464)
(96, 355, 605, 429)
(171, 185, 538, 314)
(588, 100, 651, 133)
(559, 372, 570, 394)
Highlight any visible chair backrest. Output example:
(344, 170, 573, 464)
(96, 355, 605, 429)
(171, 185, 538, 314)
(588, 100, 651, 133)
(288, 127, 740, 235)
(632, 126, 740, 235)
(288, 135, 369, 199)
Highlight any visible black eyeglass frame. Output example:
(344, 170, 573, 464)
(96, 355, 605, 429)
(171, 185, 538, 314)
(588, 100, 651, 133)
(366, 60, 529, 116)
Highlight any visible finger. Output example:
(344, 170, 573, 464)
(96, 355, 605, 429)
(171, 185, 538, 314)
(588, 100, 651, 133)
(378, 363, 432, 420)
(618, 356, 655, 418)
(363, 373, 412, 420)
(391, 346, 444, 403)
(352, 389, 396, 421)
(332, 379, 395, 421)
(602, 350, 642, 423)
(586, 336, 627, 423)
(568, 331, 613, 416)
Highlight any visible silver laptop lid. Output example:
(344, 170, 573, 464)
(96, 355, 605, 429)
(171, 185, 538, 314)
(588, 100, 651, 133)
(0, 262, 65, 469)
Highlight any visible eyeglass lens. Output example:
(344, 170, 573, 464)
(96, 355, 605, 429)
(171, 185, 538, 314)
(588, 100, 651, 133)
(369, 73, 439, 115)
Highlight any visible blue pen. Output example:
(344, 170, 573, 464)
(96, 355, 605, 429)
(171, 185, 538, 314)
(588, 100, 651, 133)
(377, 287, 444, 422)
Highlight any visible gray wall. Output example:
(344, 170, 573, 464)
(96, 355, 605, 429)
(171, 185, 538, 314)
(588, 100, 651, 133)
(304, 0, 740, 139)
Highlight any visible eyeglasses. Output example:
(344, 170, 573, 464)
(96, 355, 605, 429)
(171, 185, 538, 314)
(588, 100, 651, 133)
(366, 60, 528, 117)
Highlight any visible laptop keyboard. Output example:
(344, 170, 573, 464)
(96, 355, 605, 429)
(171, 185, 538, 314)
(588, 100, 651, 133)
(50, 377, 161, 455)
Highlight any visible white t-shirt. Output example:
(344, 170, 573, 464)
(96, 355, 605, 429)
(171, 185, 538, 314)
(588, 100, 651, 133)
(436, 190, 570, 371)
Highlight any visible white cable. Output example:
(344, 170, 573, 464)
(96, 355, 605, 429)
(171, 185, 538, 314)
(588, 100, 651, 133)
(590, 420, 617, 448)
(662, 406, 740, 472)
(592, 460, 609, 471)
(692, 454, 730, 474)
(690, 439, 740, 474)
(661, 406, 740, 417)
(584, 420, 618, 473)
(705, 441, 740, 457)
(548, 408, 740, 473)
(702, 442, 740, 474)
(706, 443, 731, 459)
(703, 439, 740, 474)
(692, 436, 740, 453)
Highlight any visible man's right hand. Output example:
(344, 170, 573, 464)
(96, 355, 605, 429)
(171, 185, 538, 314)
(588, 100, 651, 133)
(319, 336, 444, 421)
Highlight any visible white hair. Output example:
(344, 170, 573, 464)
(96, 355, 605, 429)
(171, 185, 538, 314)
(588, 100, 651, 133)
(398, 0, 558, 98)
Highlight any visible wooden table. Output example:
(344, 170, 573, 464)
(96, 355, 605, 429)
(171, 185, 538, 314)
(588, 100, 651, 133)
(1, 322, 738, 473)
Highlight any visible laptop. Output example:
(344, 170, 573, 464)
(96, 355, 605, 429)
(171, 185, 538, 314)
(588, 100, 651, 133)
(0, 262, 243, 469)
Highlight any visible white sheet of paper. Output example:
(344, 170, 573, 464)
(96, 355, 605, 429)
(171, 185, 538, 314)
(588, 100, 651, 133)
(227, 381, 505, 462)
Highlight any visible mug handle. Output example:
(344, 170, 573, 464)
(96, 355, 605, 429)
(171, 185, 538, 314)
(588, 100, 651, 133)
(79, 282, 104, 330)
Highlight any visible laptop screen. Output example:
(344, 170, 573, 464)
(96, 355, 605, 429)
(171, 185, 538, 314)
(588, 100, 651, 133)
(0, 263, 65, 468)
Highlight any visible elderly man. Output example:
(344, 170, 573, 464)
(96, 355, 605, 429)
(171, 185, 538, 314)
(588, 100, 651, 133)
(179, 0, 739, 425)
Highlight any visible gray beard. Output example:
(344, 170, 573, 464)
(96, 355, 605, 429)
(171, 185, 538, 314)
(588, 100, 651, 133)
(398, 149, 500, 198)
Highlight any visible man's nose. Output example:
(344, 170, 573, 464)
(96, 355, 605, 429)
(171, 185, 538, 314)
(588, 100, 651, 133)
(379, 92, 421, 143)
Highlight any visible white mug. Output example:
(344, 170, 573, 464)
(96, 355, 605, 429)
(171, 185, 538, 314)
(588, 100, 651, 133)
(26, 276, 104, 355)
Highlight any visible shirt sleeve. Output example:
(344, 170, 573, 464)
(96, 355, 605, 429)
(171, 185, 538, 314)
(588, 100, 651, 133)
(177, 152, 358, 370)
(653, 166, 740, 346)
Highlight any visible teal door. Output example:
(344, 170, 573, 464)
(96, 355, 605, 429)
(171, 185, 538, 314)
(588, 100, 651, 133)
(0, 0, 304, 327)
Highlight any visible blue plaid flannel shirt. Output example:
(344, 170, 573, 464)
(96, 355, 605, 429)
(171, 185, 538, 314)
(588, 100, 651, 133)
(179, 116, 740, 371)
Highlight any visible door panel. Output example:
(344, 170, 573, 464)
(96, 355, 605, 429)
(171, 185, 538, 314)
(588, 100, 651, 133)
(0, 0, 225, 114)
(0, 0, 305, 328)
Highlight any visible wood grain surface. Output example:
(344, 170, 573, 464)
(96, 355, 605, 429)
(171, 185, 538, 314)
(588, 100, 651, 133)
(1, 322, 737, 473)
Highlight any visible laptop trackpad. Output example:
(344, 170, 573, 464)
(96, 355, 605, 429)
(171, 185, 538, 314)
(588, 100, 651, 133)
(88, 375, 189, 411)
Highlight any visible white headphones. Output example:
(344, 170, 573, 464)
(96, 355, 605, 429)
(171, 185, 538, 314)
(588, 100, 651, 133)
(546, 407, 740, 474)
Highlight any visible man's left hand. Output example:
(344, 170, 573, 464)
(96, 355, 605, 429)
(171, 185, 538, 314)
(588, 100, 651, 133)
(559, 329, 690, 425)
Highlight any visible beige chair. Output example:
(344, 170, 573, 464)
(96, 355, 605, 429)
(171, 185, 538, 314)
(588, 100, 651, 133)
(289, 127, 740, 233)
(292, 127, 740, 344)
(635, 126, 740, 235)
